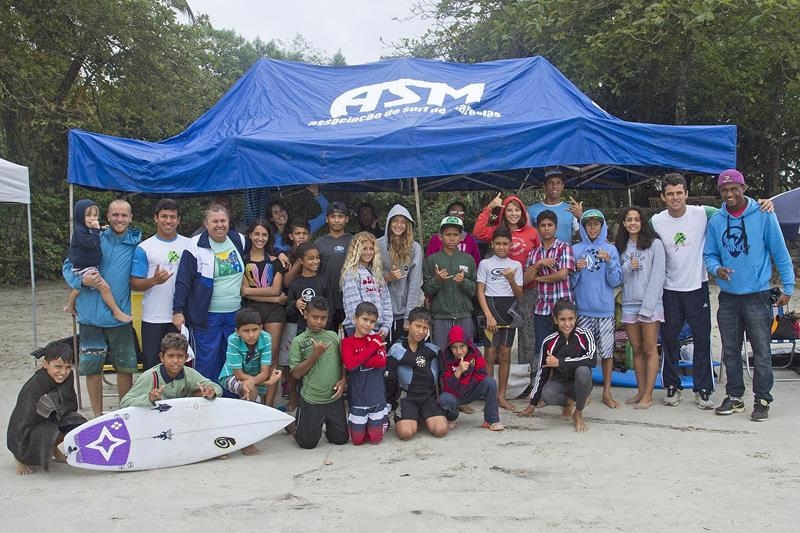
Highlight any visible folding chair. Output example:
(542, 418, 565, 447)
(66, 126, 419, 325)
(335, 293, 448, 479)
(744, 305, 799, 382)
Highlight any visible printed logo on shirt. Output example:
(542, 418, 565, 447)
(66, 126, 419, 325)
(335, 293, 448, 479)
(334, 245, 346, 254)
(415, 354, 428, 368)
(625, 251, 645, 271)
(301, 288, 316, 302)
(671, 232, 687, 252)
(166, 250, 180, 272)
(721, 220, 749, 257)
(489, 267, 507, 281)
(458, 264, 470, 274)
(215, 249, 243, 277)
(361, 276, 379, 294)
(583, 249, 602, 272)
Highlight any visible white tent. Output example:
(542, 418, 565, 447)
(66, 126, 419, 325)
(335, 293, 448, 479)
(0, 157, 36, 348)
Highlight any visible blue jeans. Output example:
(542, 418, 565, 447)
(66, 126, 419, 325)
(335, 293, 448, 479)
(718, 290, 774, 403)
(191, 311, 237, 381)
(661, 284, 714, 392)
(439, 377, 499, 424)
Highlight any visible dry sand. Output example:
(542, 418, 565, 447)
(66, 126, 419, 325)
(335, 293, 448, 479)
(1, 281, 799, 532)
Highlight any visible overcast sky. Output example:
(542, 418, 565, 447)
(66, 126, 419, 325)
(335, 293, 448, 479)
(187, 0, 433, 65)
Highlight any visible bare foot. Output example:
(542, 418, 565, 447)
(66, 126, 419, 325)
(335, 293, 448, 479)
(242, 444, 259, 456)
(284, 422, 297, 436)
(602, 394, 620, 409)
(625, 394, 644, 405)
(112, 310, 133, 323)
(63, 305, 76, 317)
(52, 450, 67, 463)
(634, 398, 652, 410)
(458, 404, 475, 414)
(498, 399, 517, 412)
(516, 405, 535, 417)
(16, 462, 33, 475)
(572, 411, 588, 432)
(561, 403, 574, 418)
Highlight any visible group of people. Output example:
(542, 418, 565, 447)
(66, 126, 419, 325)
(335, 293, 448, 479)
(7, 167, 795, 474)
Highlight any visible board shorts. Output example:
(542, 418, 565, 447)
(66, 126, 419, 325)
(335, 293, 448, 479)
(219, 375, 268, 401)
(479, 296, 518, 348)
(78, 323, 138, 375)
(577, 315, 615, 360)
(72, 265, 99, 278)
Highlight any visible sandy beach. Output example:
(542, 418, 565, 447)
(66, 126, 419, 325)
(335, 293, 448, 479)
(1, 281, 798, 532)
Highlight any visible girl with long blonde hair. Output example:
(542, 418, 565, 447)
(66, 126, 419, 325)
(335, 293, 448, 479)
(340, 231, 393, 337)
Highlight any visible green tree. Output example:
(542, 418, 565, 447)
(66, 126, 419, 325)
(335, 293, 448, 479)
(404, 0, 800, 195)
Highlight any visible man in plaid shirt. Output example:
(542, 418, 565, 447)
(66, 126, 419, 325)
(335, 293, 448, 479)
(523, 210, 576, 375)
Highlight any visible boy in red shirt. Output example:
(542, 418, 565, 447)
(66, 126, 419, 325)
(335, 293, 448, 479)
(341, 302, 389, 444)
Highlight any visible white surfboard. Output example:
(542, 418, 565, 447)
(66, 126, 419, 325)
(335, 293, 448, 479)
(62, 398, 294, 471)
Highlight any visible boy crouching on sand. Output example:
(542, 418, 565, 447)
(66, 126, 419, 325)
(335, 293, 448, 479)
(387, 306, 448, 440)
(218, 308, 282, 455)
(439, 325, 504, 431)
(8, 342, 87, 475)
(341, 302, 390, 445)
(120, 333, 221, 408)
(289, 296, 349, 449)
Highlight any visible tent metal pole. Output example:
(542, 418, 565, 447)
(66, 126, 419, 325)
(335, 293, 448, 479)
(69, 184, 83, 409)
(627, 188, 632, 206)
(413, 177, 424, 248)
(27, 204, 37, 351)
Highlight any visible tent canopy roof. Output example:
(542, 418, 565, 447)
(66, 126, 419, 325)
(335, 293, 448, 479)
(68, 56, 737, 194)
(0, 157, 30, 204)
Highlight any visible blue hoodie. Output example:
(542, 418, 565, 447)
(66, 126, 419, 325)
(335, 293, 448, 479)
(570, 211, 623, 317)
(704, 197, 794, 296)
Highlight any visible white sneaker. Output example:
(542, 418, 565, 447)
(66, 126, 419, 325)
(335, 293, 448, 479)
(695, 391, 714, 410)
(663, 386, 682, 406)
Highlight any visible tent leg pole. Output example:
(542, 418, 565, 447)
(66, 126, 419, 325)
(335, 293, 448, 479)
(413, 178, 424, 248)
(627, 188, 632, 206)
(27, 204, 36, 352)
(69, 184, 82, 409)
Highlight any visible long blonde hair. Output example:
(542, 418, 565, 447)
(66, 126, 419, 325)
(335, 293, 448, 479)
(387, 214, 414, 267)
(341, 231, 384, 285)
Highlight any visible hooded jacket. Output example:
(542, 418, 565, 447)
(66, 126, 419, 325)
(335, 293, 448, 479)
(68, 199, 102, 269)
(376, 204, 423, 321)
(570, 210, 623, 317)
(473, 195, 540, 281)
(440, 325, 488, 398)
(704, 197, 795, 296)
(530, 327, 597, 405)
(619, 237, 666, 319)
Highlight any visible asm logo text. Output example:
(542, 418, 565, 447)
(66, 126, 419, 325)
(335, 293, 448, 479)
(330, 79, 485, 118)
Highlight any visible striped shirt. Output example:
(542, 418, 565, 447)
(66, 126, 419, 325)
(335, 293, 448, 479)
(525, 239, 575, 315)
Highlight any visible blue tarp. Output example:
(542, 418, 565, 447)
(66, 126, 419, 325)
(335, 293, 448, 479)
(67, 56, 737, 194)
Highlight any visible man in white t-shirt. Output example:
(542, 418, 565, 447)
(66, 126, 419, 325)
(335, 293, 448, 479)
(131, 199, 190, 369)
(651, 174, 719, 409)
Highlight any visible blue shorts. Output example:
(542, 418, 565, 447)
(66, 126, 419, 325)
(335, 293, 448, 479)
(78, 323, 138, 375)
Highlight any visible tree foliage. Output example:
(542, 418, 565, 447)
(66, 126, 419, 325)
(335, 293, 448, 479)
(402, 0, 800, 196)
(0, 0, 342, 284)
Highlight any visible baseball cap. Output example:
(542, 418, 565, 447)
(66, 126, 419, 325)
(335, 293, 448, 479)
(327, 200, 348, 215)
(544, 167, 565, 181)
(717, 169, 745, 187)
(439, 215, 464, 230)
(580, 209, 605, 224)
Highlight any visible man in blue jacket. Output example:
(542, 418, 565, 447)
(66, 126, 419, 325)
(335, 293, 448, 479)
(704, 169, 794, 421)
(63, 199, 141, 416)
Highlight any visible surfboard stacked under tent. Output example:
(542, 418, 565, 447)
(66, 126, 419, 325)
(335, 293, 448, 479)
(61, 398, 294, 471)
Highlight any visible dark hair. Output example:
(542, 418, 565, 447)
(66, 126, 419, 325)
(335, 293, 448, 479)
(42, 342, 74, 364)
(307, 296, 330, 313)
(246, 217, 276, 251)
(154, 198, 179, 216)
(407, 306, 432, 326)
(661, 172, 687, 192)
(536, 209, 558, 227)
(354, 301, 379, 319)
(552, 298, 577, 318)
(288, 217, 310, 233)
(236, 308, 262, 329)
(267, 201, 286, 217)
(614, 206, 658, 254)
(160, 332, 188, 354)
(492, 226, 512, 241)
(295, 242, 319, 260)
(357, 202, 377, 219)
(444, 201, 465, 215)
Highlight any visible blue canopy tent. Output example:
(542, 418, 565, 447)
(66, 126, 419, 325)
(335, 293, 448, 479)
(67, 56, 737, 195)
